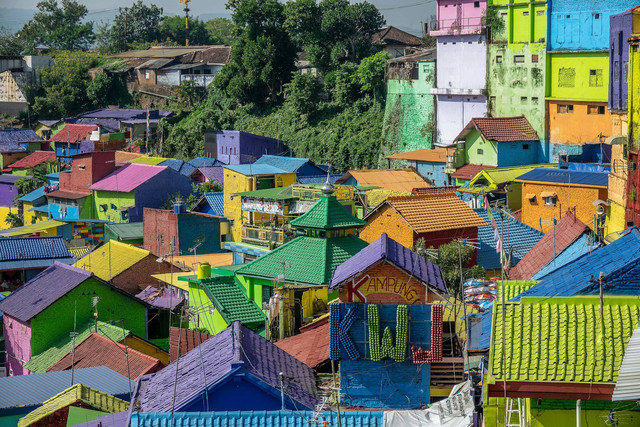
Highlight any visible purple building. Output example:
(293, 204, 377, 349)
(610, 7, 635, 112)
(0, 174, 21, 207)
(204, 130, 284, 165)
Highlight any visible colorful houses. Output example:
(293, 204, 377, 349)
(385, 148, 450, 186)
(204, 130, 284, 164)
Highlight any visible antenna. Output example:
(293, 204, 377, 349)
(179, 0, 191, 46)
(189, 234, 205, 264)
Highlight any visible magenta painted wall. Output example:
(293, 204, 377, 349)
(433, 0, 486, 35)
(3, 314, 31, 376)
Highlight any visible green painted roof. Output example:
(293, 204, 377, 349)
(289, 196, 365, 230)
(233, 186, 296, 200)
(490, 297, 640, 384)
(466, 164, 556, 192)
(236, 234, 368, 286)
(24, 321, 129, 373)
(105, 222, 143, 240)
(496, 280, 540, 301)
(200, 276, 266, 326)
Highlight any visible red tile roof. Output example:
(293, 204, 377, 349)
(51, 124, 98, 143)
(169, 326, 212, 362)
(48, 333, 165, 380)
(454, 116, 539, 143)
(4, 150, 55, 171)
(451, 164, 495, 180)
(509, 211, 588, 280)
(274, 317, 329, 369)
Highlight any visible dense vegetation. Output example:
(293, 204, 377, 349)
(1, 0, 396, 171)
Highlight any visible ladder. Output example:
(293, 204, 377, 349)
(505, 397, 527, 427)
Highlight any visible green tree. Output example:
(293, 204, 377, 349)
(205, 18, 235, 45)
(160, 16, 210, 46)
(5, 212, 23, 228)
(0, 27, 23, 55)
(18, 0, 94, 52)
(214, 0, 297, 105)
(331, 62, 360, 107)
(358, 50, 389, 100)
(175, 80, 204, 110)
(283, 72, 321, 115)
(100, 1, 164, 53)
(86, 71, 131, 108)
(32, 51, 98, 118)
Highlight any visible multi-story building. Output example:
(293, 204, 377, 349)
(486, 1, 548, 142)
(625, 7, 640, 227)
(429, 0, 488, 146)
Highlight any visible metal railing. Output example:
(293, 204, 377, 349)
(241, 223, 285, 247)
(428, 17, 484, 34)
(180, 74, 215, 87)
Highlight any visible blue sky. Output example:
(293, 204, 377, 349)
(0, 0, 436, 36)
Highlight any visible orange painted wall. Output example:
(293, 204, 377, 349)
(520, 181, 607, 232)
(360, 204, 414, 248)
(547, 101, 614, 144)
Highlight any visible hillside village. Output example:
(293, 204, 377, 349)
(0, 0, 640, 426)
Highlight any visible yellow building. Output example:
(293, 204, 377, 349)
(222, 164, 296, 242)
(515, 167, 608, 233)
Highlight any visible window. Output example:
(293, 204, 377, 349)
(496, 55, 503, 63)
(121, 211, 129, 221)
(536, 10, 545, 16)
(523, 11, 529, 16)
(566, 15, 571, 18)
(514, 55, 525, 63)
(532, 97, 538, 102)
(614, 61, 620, 82)
(78, 165, 85, 171)
(521, 96, 527, 103)
(544, 196, 557, 206)
(501, 12, 507, 16)
(558, 67, 576, 88)
(531, 54, 539, 63)
(474, 1, 480, 7)
(145, 70, 150, 80)
(588, 105, 606, 115)
(523, 144, 530, 150)
(594, 13, 600, 19)
(589, 69, 603, 87)
(624, 61, 629, 82)
(99, 204, 107, 212)
(477, 148, 484, 155)
(160, 234, 164, 244)
(557, 104, 574, 114)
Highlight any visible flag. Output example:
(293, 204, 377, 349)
(485, 194, 502, 254)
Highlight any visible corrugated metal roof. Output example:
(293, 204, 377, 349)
(0, 236, 71, 260)
(135, 58, 174, 69)
(18, 186, 45, 202)
(337, 168, 429, 192)
(612, 323, 640, 401)
(5, 150, 55, 170)
(515, 168, 609, 187)
(105, 222, 143, 240)
(91, 163, 167, 192)
(204, 192, 224, 216)
(127, 411, 383, 427)
(0, 174, 23, 184)
(0, 129, 41, 143)
(386, 148, 448, 162)
(531, 234, 597, 279)
(0, 366, 135, 409)
(109, 46, 210, 59)
(159, 159, 196, 177)
(253, 155, 313, 173)
(73, 240, 150, 281)
(224, 164, 288, 176)
(50, 124, 97, 143)
(0, 219, 65, 237)
(74, 411, 128, 427)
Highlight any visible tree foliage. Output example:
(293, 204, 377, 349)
(160, 16, 210, 46)
(205, 18, 235, 45)
(98, 1, 164, 53)
(283, 72, 322, 115)
(358, 50, 389, 100)
(284, 0, 385, 72)
(0, 27, 23, 56)
(213, 0, 297, 105)
(86, 71, 131, 109)
(19, 0, 94, 52)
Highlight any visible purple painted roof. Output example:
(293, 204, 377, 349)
(90, 163, 167, 192)
(130, 321, 319, 414)
(73, 108, 173, 120)
(0, 129, 41, 143)
(73, 411, 129, 427)
(68, 118, 120, 132)
(330, 232, 447, 292)
(0, 262, 91, 322)
(196, 166, 224, 182)
(135, 285, 183, 310)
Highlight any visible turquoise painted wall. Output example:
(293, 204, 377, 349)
(30, 277, 147, 355)
(383, 60, 436, 159)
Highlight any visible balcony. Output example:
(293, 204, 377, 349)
(180, 74, 215, 87)
(241, 223, 286, 248)
(427, 17, 484, 37)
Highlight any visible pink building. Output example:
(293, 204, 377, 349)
(428, 0, 487, 37)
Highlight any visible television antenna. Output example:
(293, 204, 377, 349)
(188, 234, 205, 264)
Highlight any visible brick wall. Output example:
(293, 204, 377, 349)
(338, 263, 428, 304)
(112, 254, 174, 295)
(143, 208, 179, 257)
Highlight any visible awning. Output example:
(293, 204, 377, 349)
(0, 219, 65, 236)
(525, 193, 536, 200)
(540, 191, 557, 198)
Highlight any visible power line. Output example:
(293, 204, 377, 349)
(378, 0, 436, 11)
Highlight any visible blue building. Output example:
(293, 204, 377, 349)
(191, 192, 224, 216)
(386, 148, 451, 186)
(253, 155, 327, 182)
(609, 6, 636, 113)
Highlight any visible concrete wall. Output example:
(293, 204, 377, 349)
(546, 51, 609, 102)
(520, 181, 607, 232)
(487, 43, 546, 137)
(156, 70, 180, 86)
(436, 35, 487, 91)
(143, 208, 179, 257)
(0, 71, 28, 103)
(211, 131, 285, 165)
(436, 94, 487, 146)
(547, 0, 638, 51)
(93, 191, 135, 223)
(629, 40, 640, 151)
(414, 161, 449, 186)
(433, 0, 486, 36)
(465, 128, 498, 165)
(547, 100, 613, 144)
(383, 60, 436, 155)
(609, 10, 633, 111)
(3, 315, 31, 376)
(129, 168, 194, 223)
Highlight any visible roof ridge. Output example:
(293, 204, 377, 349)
(109, 240, 151, 255)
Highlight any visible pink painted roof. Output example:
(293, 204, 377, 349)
(90, 163, 166, 193)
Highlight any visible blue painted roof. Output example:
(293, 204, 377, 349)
(74, 412, 129, 427)
(532, 234, 597, 279)
(0, 262, 91, 322)
(0, 366, 135, 410)
(160, 159, 197, 177)
(189, 157, 223, 168)
(515, 168, 609, 187)
(297, 174, 341, 184)
(475, 209, 544, 270)
(204, 192, 224, 216)
(0, 174, 23, 184)
(19, 186, 45, 202)
(126, 411, 383, 427)
(224, 164, 287, 176)
(28, 205, 50, 213)
(0, 236, 71, 262)
(516, 228, 640, 300)
(254, 155, 310, 173)
(45, 172, 59, 179)
(0, 129, 41, 143)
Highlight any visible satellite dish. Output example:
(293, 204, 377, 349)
(595, 205, 605, 216)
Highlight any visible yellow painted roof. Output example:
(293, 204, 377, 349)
(386, 148, 448, 163)
(68, 246, 91, 258)
(1, 220, 65, 236)
(73, 241, 150, 281)
(171, 252, 234, 271)
(18, 383, 128, 427)
(384, 193, 487, 233)
(126, 156, 167, 165)
(343, 168, 429, 192)
(115, 151, 146, 163)
(151, 272, 191, 291)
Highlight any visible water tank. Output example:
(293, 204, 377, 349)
(197, 262, 211, 279)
